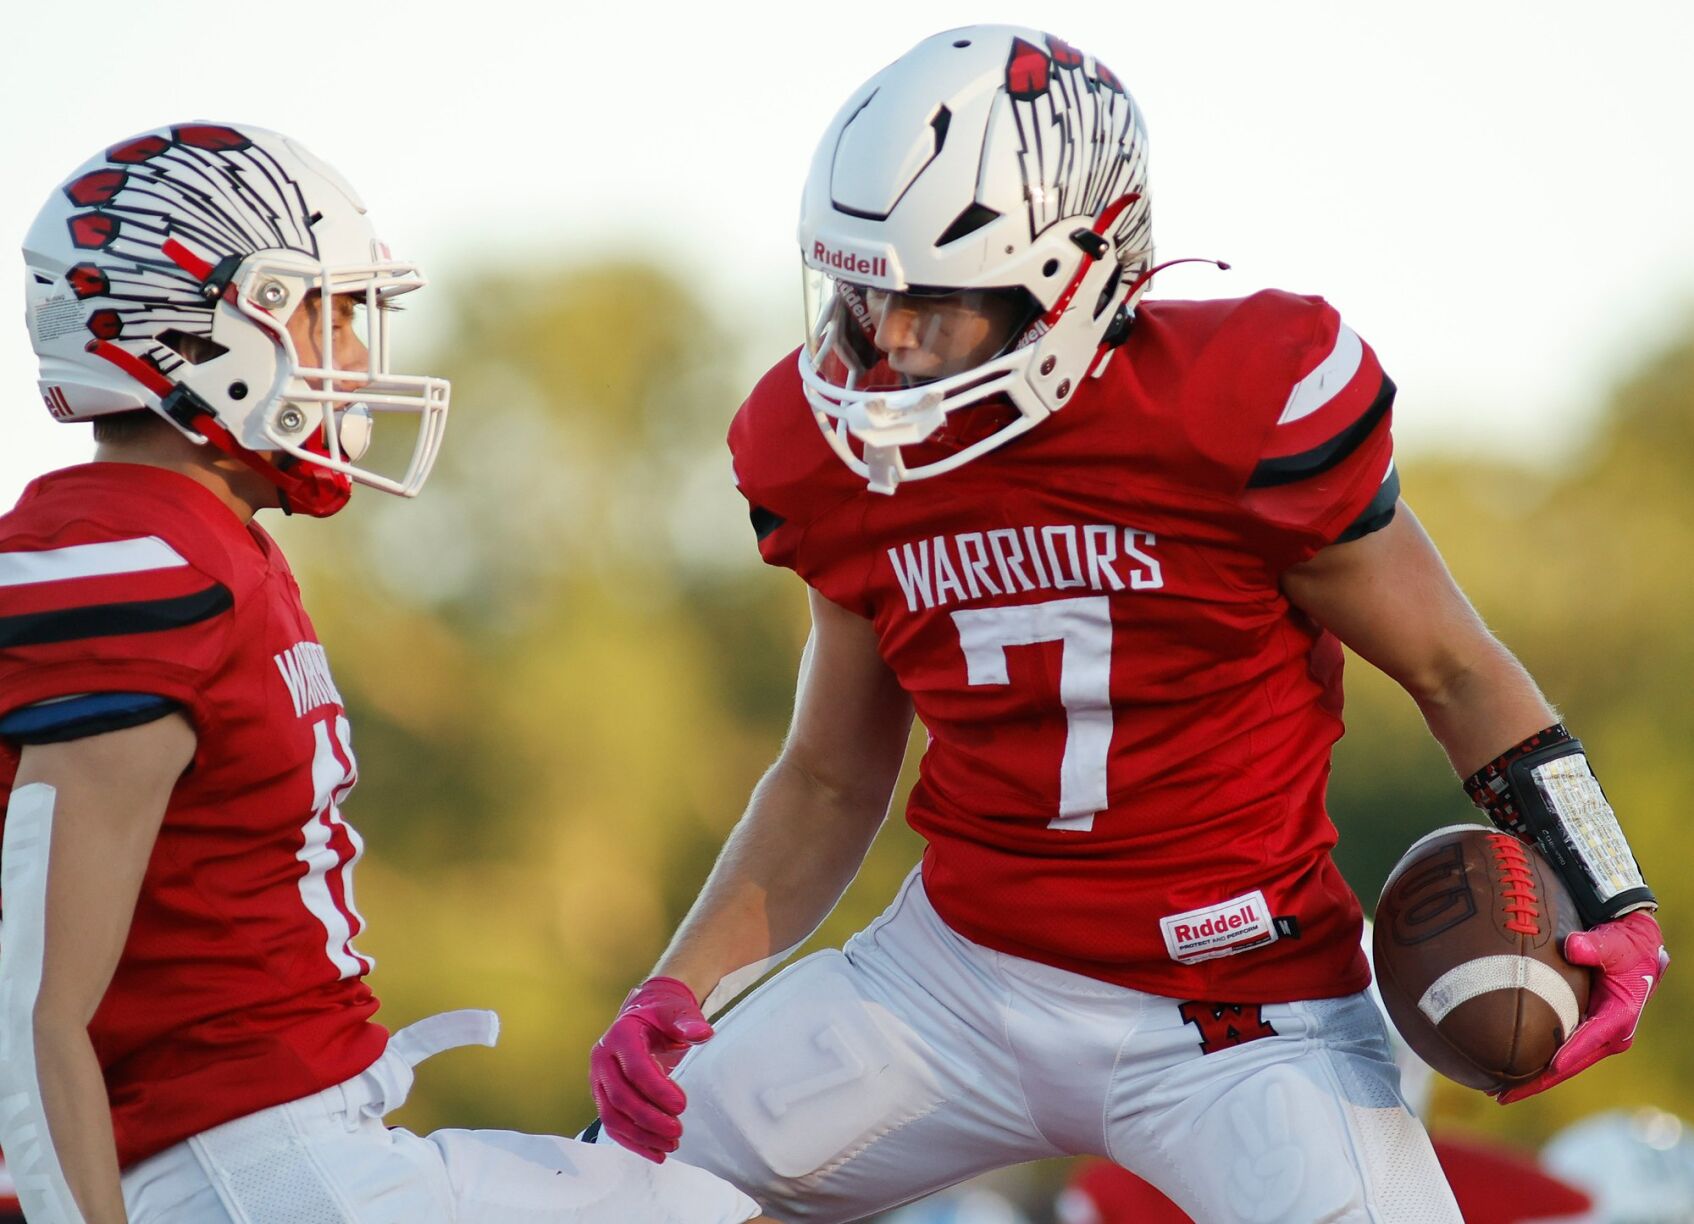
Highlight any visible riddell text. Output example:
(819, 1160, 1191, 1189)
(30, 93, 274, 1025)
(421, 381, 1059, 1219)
(1172, 904, 1261, 943)
(813, 242, 889, 280)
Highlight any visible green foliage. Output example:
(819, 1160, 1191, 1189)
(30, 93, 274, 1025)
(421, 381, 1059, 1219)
(281, 261, 1694, 1158)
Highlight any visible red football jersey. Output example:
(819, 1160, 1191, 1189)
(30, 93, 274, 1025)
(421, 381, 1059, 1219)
(730, 291, 1397, 1002)
(0, 464, 386, 1169)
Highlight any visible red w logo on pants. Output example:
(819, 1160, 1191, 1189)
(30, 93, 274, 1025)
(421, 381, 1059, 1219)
(1178, 1001, 1278, 1055)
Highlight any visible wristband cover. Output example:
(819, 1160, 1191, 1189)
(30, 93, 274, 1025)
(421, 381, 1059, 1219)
(1465, 724, 1655, 927)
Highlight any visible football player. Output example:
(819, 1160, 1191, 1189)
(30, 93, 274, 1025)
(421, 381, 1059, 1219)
(588, 25, 1669, 1223)
(0, 123, 762, 1224)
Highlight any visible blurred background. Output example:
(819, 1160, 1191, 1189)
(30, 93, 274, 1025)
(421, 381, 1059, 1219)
(4, 1, 1693, 1218)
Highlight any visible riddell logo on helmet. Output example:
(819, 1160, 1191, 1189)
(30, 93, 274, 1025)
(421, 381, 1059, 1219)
(813, 242, 888, 280)
(1160, 890, 1278, 965)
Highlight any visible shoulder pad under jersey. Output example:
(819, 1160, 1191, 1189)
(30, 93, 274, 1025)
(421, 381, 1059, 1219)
(0, 473, 243, 718)
(727, 349, 863, 568)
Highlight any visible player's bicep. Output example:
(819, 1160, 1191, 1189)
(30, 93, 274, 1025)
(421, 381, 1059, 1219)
(781, 588, 913, 808)
(13, 712, 196, 1027)
(1280, 503, 1498, 699)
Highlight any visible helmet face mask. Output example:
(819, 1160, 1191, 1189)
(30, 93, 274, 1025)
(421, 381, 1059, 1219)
(796, 26, 1152, 493)
(222, 253, 446, 498)
(22, 123, 450, 516)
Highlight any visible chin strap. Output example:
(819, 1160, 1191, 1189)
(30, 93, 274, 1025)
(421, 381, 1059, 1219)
(83, 339, 350, 518)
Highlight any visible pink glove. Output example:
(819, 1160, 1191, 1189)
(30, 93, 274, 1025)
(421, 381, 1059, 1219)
(1496, 910, 1668, 1104)
(589, 976, 714, 1163)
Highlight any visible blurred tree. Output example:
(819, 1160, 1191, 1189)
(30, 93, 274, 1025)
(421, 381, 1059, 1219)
(276, 257, 1694, 1157)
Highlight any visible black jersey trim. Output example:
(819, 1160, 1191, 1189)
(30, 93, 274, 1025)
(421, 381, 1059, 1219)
(579, 1118, 604, 1144)
(0, 583, 233, 649)
(1334, 465, 1401, 544)
(1248, 375, 1396, 489)
(750, 506, 787, 542)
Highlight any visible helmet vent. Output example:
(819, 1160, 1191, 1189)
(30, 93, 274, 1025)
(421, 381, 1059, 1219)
(930, 106, 951, 157)
(935, 202, 1002, 247)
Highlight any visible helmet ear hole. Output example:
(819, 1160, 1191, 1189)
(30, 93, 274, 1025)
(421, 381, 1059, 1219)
(156, 328, 229, 365)
(1093, 264, 1124, 319)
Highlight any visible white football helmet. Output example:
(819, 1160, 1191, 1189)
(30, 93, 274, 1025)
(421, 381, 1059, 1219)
(799, 26, 1154, 493)
(22, 122, 449, 517)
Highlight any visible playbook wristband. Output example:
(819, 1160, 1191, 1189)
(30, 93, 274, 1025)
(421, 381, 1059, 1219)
(1465, 724, 1656, 926)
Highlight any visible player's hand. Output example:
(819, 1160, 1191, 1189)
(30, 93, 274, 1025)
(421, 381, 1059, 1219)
(589, 976, 713, 1163)
(1496, 910, 1668, 1104)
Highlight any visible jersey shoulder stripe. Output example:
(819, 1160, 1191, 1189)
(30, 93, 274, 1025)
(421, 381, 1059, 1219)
(1278, 323, 1364, 425)
(0, 530, 234, 650)
(0, 582, 232, 649)
(1248, 373, 1394, 489)
(0, 535, 188, 587)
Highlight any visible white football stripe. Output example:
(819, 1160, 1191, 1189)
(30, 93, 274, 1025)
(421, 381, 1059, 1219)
(0, 536, 187, 588)
(1279, 324, 1364, 424)
(1418, 955, 1581, 1039)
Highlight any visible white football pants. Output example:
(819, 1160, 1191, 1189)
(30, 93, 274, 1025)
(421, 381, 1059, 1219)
(670, 870, 1463, 1223)
(121, 1010, 759, 1224)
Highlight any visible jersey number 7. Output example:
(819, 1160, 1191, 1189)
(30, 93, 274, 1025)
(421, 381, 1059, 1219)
(952, 595, 1112, 832)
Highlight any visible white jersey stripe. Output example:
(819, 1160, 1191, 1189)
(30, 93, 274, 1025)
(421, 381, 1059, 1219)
(1278, 324, 1365, 424)
(0, 536, 187, 588)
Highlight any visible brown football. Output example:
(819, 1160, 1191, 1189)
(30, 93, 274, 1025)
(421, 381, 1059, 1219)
(1373, 823, 1591, 1092)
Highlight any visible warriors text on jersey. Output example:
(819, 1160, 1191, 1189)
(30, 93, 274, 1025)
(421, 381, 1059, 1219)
(730, 291, 1397, 1002)
(0, 465, 385, 1168)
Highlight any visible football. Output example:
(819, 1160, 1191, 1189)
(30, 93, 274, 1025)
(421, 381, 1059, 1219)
(1373, 823, 1591, 1092)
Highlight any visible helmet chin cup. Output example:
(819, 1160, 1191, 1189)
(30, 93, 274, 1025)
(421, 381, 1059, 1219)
(337, 404, 374, 461)
(863, 445, 906, 496)
(845, 389, 946, 448)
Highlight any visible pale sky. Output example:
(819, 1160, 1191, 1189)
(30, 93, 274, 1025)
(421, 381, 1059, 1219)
(3, 0, 1691, 506)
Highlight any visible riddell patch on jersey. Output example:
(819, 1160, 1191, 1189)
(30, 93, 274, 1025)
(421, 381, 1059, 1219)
(1159, 891, 1278, 965)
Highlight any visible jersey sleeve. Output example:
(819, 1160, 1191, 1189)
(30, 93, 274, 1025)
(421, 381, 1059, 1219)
(0, 531, 235, 734)
(1238, 302, 1398, 568)
(726, 350, 875, 613)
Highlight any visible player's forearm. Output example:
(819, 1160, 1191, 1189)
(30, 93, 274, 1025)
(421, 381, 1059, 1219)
(1407, 639, 1557, 778)
(653, 753, 892, 1005)
(33, 1021, 127, 1223)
